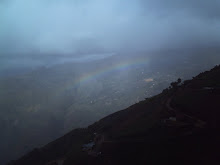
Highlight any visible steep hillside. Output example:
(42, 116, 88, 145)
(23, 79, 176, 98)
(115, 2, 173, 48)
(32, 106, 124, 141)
(8, 65, 220, 165)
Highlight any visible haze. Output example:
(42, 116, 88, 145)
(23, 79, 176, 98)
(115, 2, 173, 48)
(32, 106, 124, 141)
(0, 1, 220, 165)
(1, 0, 220, 56)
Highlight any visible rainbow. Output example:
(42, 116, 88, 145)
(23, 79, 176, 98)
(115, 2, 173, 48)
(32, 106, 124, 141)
(74, 56, 149, 87)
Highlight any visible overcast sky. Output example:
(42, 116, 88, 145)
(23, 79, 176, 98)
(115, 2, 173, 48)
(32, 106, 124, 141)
(0, 0, 220, 56)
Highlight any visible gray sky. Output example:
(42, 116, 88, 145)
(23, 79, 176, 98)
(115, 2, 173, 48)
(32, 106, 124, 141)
(0, 0, 220, 56)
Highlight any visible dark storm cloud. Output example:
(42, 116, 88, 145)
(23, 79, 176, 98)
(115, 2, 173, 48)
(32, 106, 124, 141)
(0, 0, 220, 56)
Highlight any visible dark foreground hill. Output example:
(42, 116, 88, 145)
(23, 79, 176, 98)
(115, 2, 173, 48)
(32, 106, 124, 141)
(8, 65, 220, 165)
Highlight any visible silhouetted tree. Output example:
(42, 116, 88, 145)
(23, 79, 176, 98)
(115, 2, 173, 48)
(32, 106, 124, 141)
(170, 78, 182, 89)
(177, 78, 182, 84)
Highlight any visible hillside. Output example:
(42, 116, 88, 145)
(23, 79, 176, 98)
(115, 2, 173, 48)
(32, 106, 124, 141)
(2, 52, 217, 165)
(8, 65, 220, 165)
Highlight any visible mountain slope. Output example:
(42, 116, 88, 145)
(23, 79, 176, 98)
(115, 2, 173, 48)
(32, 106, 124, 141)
(8, 65, 220, 165)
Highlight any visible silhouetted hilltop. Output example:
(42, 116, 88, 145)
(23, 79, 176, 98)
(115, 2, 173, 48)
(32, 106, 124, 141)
(8, 65, 220, 165)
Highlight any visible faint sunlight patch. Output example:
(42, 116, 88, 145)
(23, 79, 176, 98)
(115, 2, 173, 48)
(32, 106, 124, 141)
(144, 78, 154, 83)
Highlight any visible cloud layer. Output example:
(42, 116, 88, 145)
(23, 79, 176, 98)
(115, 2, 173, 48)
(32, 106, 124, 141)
(0, 0, 220, 56)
